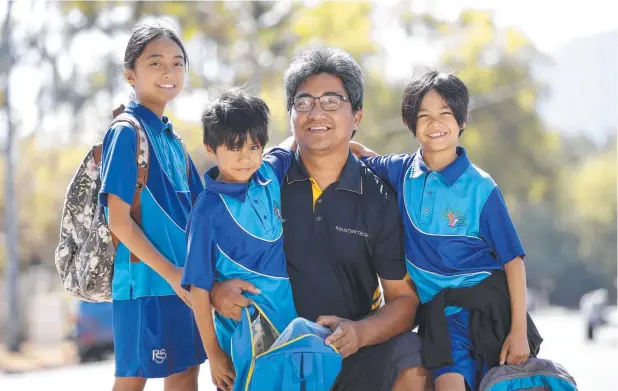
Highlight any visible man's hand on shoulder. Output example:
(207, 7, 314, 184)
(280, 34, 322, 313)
(317, 315, 364, 359)
(349, 141, 378, 158)
(279, 135, 298, 151)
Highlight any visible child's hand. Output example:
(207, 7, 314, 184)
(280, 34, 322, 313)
(208, 348, 235, 391)
(499, 330, 530, 365)
(165, 266, 192, 308)
(279, 136, 298, 151)
(349, 141, 377, 158)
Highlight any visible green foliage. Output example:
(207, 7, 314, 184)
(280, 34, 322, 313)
(1, 2, 614, 307)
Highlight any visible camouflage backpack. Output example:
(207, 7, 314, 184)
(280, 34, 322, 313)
(55, 108, 149, 302)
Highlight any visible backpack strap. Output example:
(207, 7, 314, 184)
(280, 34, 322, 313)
(108, 106, 150, 264)
(92, 145, 120, 251)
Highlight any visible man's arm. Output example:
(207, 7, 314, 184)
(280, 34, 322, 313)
(319, 183, 417, 358)
(318, 279, 419, 358)
(359, 278, 419, 345)
(359, 278, 421, 346)
(358, 175, 418, 344)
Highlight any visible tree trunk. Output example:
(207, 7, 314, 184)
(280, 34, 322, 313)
(2, 0, 22, 353)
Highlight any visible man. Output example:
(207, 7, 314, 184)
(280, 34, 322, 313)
(209, 47, 428, 391)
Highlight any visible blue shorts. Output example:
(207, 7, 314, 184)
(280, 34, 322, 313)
(431, 309, 487, 390)
(113, 295, 207, 378)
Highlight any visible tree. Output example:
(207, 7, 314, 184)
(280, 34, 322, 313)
(1, 2, 614, 309)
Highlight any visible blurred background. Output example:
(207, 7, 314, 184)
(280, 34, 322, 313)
(0, 1, 616, 390)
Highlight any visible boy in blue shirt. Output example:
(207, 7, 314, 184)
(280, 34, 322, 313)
(351, 71, 532, 391)
(181, 89, 297, 391)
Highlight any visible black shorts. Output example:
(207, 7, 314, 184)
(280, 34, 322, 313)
(330, 331, 423, 391)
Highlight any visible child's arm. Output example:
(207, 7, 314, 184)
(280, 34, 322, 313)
(100, 125, 189, 305)
(349, 141, 411, 191)
(479, 186, 529, 365)
(502, 257, 529, 363)
(190, 286, 235, 391)
(181, 203, 235, 390)
(107, 196, 189, 305)
(262, 146, 294, 184)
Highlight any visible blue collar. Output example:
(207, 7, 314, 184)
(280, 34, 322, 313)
(125, 101, 173, 135)
(286, 150, 363, 194)
(204, 166, 272, 202)
(409, 146, 470, 187)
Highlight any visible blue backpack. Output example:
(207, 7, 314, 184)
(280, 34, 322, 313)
(478, 358, 578, 391)
(231, 304, 342, 391)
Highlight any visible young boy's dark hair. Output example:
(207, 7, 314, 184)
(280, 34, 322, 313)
(201, 88, 270, 151)
(401, 71, 469, 136)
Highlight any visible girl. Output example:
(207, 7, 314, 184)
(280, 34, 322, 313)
(99, 24, 206, 391)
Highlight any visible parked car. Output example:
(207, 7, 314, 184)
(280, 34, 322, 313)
(70, 301, 114, 362)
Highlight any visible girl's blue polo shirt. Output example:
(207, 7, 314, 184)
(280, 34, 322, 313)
(181, 147, 297, 356)
(99, 101, 204, 300)
(362, 147, 526, 315)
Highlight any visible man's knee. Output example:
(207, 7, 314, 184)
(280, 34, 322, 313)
(164, 365, 200, 391)
(393, 366, 431, 391)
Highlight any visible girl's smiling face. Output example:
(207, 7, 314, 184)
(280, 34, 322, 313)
(125, 36, 186, 109)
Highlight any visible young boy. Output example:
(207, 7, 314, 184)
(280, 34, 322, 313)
(351, 71, 540, 391)
(180, 89, 297, 391)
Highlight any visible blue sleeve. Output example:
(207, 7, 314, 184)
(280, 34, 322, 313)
(187, 158, 204, 205)
(479, 187, 526, 265)
(181, 202, 217, 292)
(99, 124, 138, 207)
(360, 154, 411, 191)
(262, 147, 294, 184)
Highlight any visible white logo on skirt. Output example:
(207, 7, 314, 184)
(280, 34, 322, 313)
(152, 349, 167, 364)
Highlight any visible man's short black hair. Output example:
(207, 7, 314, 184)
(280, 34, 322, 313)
(284, 47, 364, 113)
(401, 71, 469, 136)
(201, 88, 270, 151)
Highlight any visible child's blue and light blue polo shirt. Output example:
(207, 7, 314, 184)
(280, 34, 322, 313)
(99, 101, 204, 300)
(362, 147, 526, 315)
(181, 147, 298, 357)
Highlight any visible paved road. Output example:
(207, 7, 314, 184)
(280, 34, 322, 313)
(1, 308, 616, 390)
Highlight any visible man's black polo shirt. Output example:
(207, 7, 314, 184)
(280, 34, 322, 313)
(281, 151, 407, 322)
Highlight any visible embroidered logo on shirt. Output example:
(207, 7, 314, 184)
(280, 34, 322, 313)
(443, 209, 467, 228)
(336, 225, 369, 237)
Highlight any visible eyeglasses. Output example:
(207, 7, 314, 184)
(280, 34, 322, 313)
(292, 93, 351, 112)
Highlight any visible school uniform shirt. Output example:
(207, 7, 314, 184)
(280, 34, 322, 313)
(362, 147, 526, 315)
(99, 101, 204, 300)
(181, 147, 298, 357)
